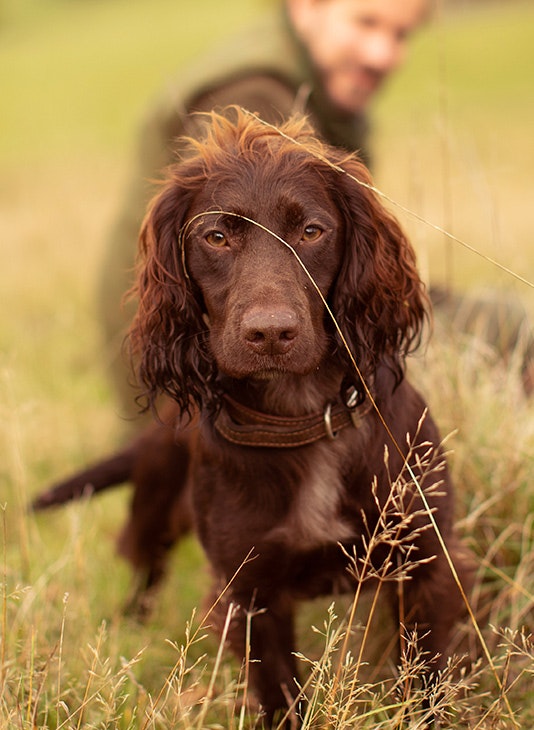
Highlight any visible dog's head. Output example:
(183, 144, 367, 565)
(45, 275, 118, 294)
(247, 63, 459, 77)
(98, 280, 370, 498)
(130, 107, 428, 414)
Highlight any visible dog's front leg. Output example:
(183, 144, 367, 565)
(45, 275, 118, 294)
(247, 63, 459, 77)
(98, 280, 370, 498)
(390, 546, 473, 727)
(214, 589, 302, 727)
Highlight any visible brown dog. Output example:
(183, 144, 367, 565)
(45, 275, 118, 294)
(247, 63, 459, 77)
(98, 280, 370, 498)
(35, 109, 472, 726)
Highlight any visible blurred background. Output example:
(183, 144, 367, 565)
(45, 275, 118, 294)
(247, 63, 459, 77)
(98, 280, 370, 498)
(0, 1, 533, 723)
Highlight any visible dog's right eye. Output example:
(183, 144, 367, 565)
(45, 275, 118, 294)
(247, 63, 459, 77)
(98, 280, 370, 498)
(205, 231, 227, 248)
(301, 225, 323, 243)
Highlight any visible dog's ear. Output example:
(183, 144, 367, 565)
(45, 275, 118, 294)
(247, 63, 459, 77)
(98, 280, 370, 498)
(330, 156, 429, 387)
(129, 171, 215, 417)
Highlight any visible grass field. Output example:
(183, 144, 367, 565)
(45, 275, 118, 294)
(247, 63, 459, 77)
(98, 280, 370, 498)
(1, 0, 533, 727)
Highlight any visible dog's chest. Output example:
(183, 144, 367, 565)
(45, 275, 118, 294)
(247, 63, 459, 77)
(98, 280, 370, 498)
(267, 439, 355, 550)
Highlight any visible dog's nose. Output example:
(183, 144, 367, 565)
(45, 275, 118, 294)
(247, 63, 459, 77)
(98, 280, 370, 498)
(242, 308, 298, 355)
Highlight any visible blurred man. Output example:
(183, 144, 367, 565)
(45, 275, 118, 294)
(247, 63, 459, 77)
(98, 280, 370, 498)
(289, 0, 426, 114)
(100, 0, 429, 414)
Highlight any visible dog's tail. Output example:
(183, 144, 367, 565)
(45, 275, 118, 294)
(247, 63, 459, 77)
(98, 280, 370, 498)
(31, 448, 134, 511)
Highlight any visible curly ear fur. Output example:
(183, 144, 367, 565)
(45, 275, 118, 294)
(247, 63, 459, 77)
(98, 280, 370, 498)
(129, 173, 216, 416)
(328, 155, 429, 386)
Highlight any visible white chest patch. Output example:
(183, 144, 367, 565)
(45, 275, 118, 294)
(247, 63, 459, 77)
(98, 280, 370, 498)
(268, 441, 354, 550)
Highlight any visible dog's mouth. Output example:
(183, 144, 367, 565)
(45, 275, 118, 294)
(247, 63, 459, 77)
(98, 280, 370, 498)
(214, 346, 325, 381)
(248, 365, 294, 381)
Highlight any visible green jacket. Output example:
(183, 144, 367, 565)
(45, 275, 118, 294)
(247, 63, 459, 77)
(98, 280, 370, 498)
(100, 6, 370, 411)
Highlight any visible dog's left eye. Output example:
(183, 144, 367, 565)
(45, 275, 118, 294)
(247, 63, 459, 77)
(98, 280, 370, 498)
(205, 230, 228, 247)
(301, 225, 323, 242)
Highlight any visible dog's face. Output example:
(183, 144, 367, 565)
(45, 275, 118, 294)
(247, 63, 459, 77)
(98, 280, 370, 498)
(183, 162, 344, 379)
(132, 110, 427, 413)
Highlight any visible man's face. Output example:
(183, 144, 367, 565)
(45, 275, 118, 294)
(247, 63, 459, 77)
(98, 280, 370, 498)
(291, 0, 427, 114)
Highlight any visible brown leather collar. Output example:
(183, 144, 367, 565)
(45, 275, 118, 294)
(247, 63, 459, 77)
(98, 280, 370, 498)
(214, 393, 370, 448)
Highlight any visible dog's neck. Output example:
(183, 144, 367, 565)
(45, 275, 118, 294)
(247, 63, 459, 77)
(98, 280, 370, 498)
(217, 364, 348, 418)
(212, 364, 372, 449)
